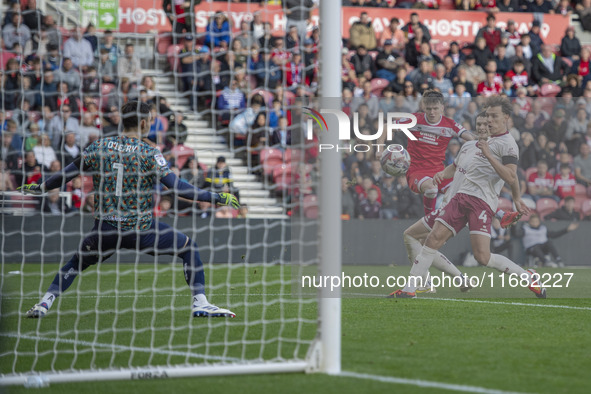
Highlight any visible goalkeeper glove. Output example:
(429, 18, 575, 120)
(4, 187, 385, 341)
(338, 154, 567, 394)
(218, 192, 240, 209)
(17, 183, 43, 195)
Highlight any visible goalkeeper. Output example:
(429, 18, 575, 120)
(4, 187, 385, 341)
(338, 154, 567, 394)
(20, 101, 239, 318)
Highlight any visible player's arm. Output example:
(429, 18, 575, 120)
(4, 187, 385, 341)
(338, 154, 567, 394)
(17, 156, 87, 195)
(160, 172, 240, 208)
(478, 140, 517, 185)
(433, 162, 456, 185)
(458, 129, 474, 141)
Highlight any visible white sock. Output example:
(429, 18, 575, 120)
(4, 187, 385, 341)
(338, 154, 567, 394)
(192, 294, 209, 307)
(487, 254, 530, 280)
(432, 252, 463, 278)
(403, 246, 437, 293)
(405, 233, 462, 278)
(495, 209, 505, 219)
(41, 292, 56, 309)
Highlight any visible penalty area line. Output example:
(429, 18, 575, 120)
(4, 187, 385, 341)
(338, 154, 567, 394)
(340, 370, 530, 394)
(0, 333, 241, 363)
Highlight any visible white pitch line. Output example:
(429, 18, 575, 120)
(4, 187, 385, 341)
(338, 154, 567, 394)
(0, 333, 242, 363)
(340, 370, 531, 394)
(2, 294, 287, 299)
(420, 297, 591, 311)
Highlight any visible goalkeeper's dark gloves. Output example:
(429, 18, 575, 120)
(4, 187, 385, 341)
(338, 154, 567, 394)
(217, 192, 240, 209)
(17, 183, 44, 195)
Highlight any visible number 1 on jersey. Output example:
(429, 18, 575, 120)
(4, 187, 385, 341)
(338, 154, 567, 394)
(113, 163, 124, 197)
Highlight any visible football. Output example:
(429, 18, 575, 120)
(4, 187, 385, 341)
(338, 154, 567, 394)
(380, 144, 411, 176)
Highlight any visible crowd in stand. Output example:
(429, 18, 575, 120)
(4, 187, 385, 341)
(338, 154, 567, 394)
(2, 0, 591, 222)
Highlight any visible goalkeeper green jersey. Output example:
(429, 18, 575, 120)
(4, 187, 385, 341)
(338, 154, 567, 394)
(82, 136, 171, 231)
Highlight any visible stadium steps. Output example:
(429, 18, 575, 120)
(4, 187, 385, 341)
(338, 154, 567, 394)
(146, 70, 288, 219)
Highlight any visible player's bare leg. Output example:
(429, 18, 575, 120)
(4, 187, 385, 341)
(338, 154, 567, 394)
(419, 178, 439, 216)
(470, 233, 546, 298)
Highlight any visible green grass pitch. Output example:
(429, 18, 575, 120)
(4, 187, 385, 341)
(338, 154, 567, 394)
(1, 263, 591, 394)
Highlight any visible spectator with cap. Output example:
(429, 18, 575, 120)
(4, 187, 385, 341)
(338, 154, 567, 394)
(63, 25, 94, 70)
(117, 43, 143, 83)
(349, 12, 377, 51)
(379, 18, 405, 51)
(504, 19, 521, 50)
(528, 20, 544, 56)
(561, 26, 581, 62)
(532, 44, 569, 85)
(375, 40, 399, 82)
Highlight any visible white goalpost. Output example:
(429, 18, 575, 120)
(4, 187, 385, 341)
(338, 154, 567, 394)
(0, 0, 341, 386)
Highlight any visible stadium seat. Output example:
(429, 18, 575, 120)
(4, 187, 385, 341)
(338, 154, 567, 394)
(260, 148, 284, 176)
(575, 184, 587, 197)
(368, 51, 378, 61)
(284, 148, 302, 164)
(539, 84, 561, 98)
(581, 199, 591, 217)
(575, 196, 587, 212)
(166, 44, 182, 72)
(158, 115, 169, 132)
(170, 145, 194, 169)
(303, 194, 318, 219)
(248, 75, 258, 91)
(272, 163, 293, 192)
(370, 78, 389, 96)
(536, 198, 559, 219)
(524, 167, 538, 180)
(497, 197, 513, 212)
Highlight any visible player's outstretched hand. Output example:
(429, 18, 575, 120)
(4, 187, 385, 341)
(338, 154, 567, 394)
(218, 193, 240, 209)
(17, 184, 43, 195)
(513, 198, 531, 216)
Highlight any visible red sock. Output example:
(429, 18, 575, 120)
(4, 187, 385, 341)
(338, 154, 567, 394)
(423, 194, 436, 215)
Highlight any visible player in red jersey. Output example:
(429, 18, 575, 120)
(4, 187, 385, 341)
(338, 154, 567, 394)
(379, 90, 474, 215)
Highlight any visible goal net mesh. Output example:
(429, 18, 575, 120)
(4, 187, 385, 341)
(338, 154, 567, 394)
(0, 0, 321, 383)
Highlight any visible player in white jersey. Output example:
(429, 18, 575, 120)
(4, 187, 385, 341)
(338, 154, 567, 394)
(398, 97, 546, 298)
(389, 112, 487, 297)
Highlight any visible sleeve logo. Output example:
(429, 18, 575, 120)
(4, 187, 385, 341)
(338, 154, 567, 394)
(154, 154, 167, 167)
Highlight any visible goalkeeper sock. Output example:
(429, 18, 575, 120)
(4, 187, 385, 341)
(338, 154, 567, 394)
(40, 292, 57, 309)
(403, 245, 437, 293)
(179, 241, 205, 297)
(495, 209, 505, 220)
(46, 254, 89, 296)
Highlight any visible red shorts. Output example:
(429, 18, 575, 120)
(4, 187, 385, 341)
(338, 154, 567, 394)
(421, 208, 441, 230)
(434, 193, 494, 237)
(406, 167, 452, 194)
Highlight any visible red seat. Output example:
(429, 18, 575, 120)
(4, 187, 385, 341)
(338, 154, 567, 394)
(370, 78, 389, 97)
(575, 184, 587, 196)
(273, 164, 293, 192)
(303, 194, 318, 219)
(284, 148, 302, 164)
(261, 147, 284, 176)
(539, 84, 561, 97)
(575, 196, 587, 212)
(170, 144, 194, 169)
(536, 198, 558, 219)
(581, 199, 591, 217)
(166, 43, 182, 72)
(497, 197, 513, 212)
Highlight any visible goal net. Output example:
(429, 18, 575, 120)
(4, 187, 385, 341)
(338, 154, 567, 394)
(0, 0, 340, 386)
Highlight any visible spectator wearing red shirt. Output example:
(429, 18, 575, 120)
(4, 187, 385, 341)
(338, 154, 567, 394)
(554, 163, 577, 200)
(476, 14, 502, 54)
(357, 188, 382, 219)
(571, 47, 590, 79)
(527, 160, 559, 202)
(505, 59, 530, 88)
(475, 0, 499, 11)
(477, 71, 502, 97)
(354, 176, 382, 204)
